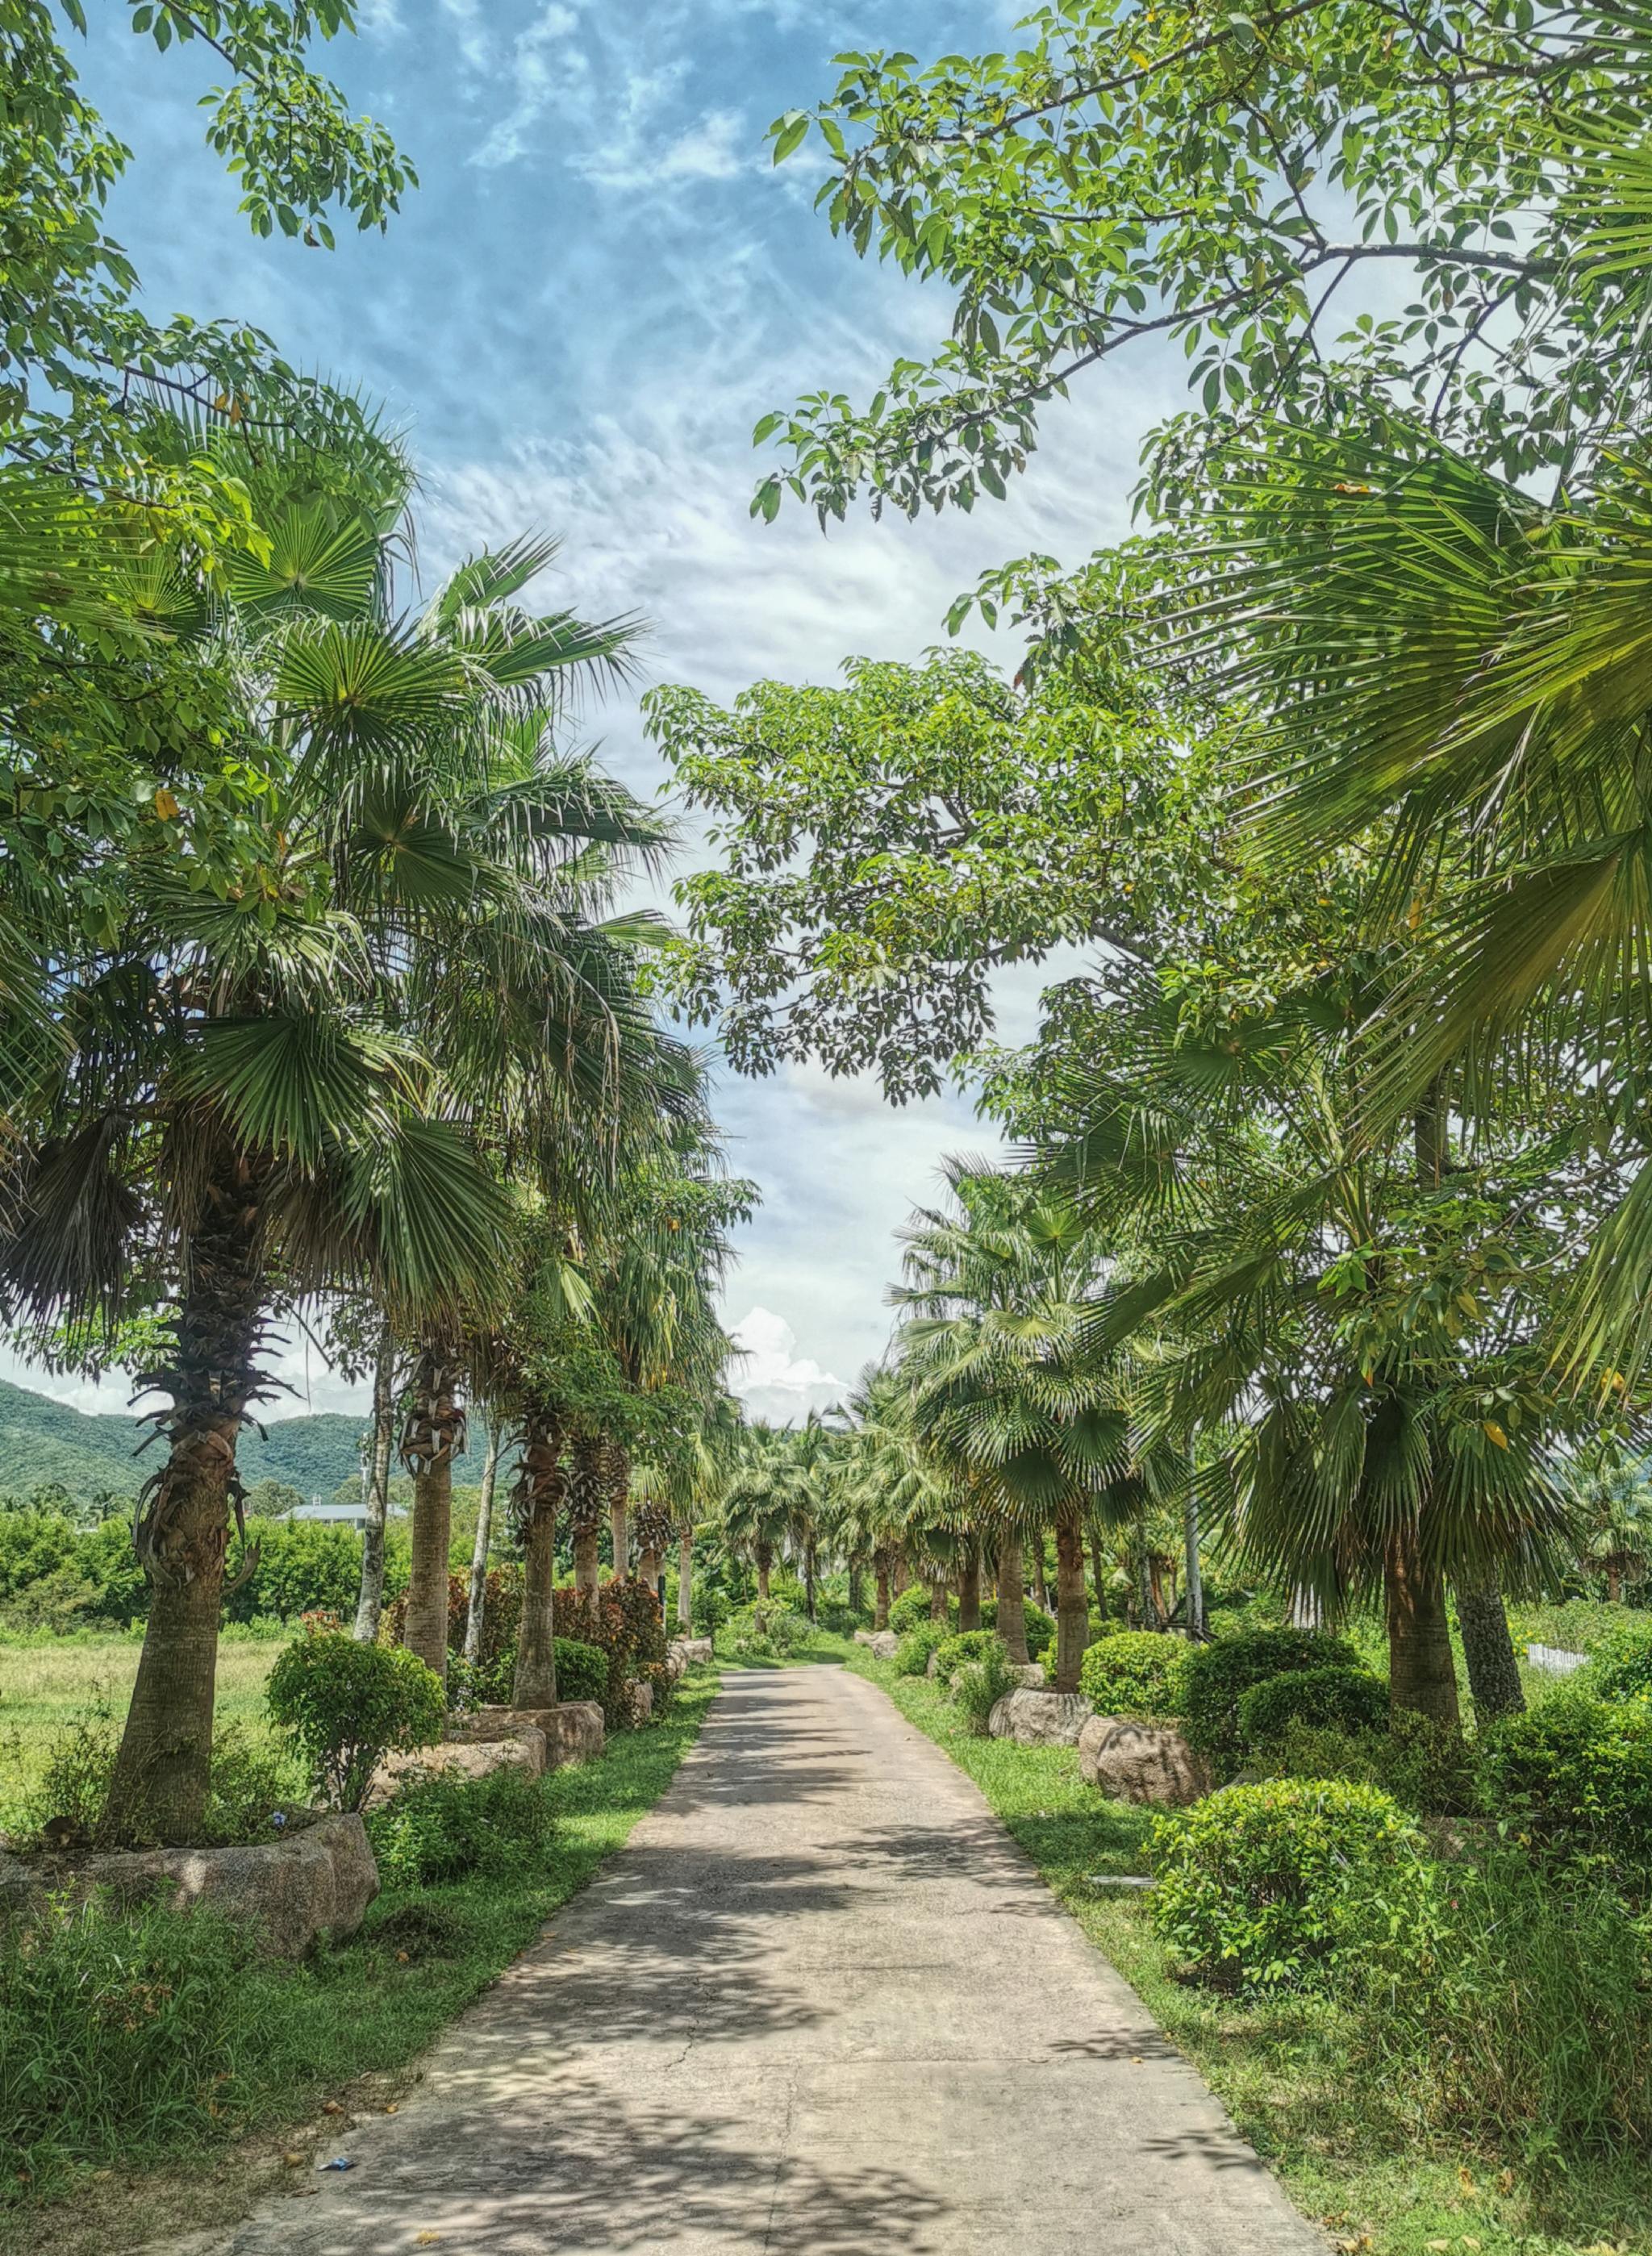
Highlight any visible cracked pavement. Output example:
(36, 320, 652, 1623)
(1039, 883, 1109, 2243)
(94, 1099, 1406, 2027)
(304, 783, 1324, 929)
(209, 1665, 1327, 2254)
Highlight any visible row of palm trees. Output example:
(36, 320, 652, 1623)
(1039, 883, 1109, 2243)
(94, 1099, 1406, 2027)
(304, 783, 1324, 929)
(1, 405, 747, 1842)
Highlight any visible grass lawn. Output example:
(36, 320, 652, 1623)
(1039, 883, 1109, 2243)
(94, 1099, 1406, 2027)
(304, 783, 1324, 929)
(838, 1643, 1652, 2256)
(1, 1665, 720, 2256)
(0, 1631, 284, 1829)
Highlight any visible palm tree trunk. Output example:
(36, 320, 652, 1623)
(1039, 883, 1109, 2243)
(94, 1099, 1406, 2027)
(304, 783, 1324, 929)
(756, 1546, 772, 1603)
(803, 1538, 817, 1621)
(957, 1543, 982, 1632)
(511, 1408, 565, 1709)
(569, 1433, 603, 1595)
(401, 1338, 465, 1687)
(463, 1424, 502, 1666)
(1053, 1503, 1088, 1693)
(1608, 1561, 1621, 1603)
(874, 1553, 891, 1630)
(606, 1441, 629, 1580)
(1133, 1519, 1158, 1628)
(102, 1146, 266, 1845)
(1386, 1533, 1461, 1728)
(677, 1526, 694, 1629)
(1088, 1529, 1107, 1618)
(928, 1575, 949, 1624)
(847, 1558, 862, 1617)
(1183, 1482, 1204, 1641)
(995, 1535, 1028, 1664)
(353, 1316, 396, 1644)
(1454, 1569, 1525, 1721)
(1032, 1545, 1049, 1612)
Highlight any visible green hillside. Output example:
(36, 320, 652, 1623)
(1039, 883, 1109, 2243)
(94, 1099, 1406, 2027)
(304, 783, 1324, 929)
(0, 1378, 373, 1503)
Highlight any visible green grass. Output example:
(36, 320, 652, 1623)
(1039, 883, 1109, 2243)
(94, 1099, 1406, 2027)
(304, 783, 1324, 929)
(0, 1633, 283, 1830)
(840, 1645, 1652, 2256)
(0, 1666, 720, 2256)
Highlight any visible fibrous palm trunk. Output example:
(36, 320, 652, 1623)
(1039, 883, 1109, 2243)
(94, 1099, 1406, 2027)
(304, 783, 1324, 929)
(847, 1559, 862, 1618)
(1183, 1483, 1204, 1641)
(1052, 1502, 1089, 1693)
(1454, 1569, 1525, 1721)
(957, 1543, 982, 1632)
(102, 1145, 268, 1845)
(353, 1317, 396, 1644)
(756, 1545, 773, 1603)
(1386, 1532, 1461, 1728)
(803, 1538, 817, 1622)
(511, 1406, 565, 1709)
(401, 1337, 466, 1687)
(995, 1535, 1028, 1664)
(677, 1524, 694, 1630)
(928, 1576, 949, 1624)
(568, 1434, 604, 1595)
(1032, 1546, 1049, 1612)
(634, 1502, 672, 1595)
(874, 1549, 892, 1631)
(463, 1424, 502, 1666)
(605, 1440, 629, 1580)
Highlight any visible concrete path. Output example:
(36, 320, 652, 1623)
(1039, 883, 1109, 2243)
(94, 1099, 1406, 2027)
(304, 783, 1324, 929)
(219, 1666, 1325, 2255)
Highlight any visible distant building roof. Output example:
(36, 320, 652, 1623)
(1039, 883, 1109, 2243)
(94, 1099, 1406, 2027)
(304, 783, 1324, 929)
(285, 1503, 407, 1524)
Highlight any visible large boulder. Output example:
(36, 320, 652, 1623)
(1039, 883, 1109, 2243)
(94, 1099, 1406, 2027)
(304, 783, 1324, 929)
(372, 1721, 546, 1801)
(925, 1649, 943, 1678)
(987, 1688, 1093, 1747)
(0, 1848, 44, 1925)
(670, 1636, 713, 1666)
(628, 1678, 654, 1726)
(869, 1630, 899, 1662)
(495, 1703, 606, 1766)
(853, 1629, 876, 1648)
(83, 1813, 378, 1959)
(1078, 1714, 1212, 1807)
(664, 1647, 689, 1685)
(1010, 1662, 1045, 1688)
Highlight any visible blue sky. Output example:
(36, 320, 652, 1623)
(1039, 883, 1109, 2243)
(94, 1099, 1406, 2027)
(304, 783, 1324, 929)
(39, 2, 1174, 1424)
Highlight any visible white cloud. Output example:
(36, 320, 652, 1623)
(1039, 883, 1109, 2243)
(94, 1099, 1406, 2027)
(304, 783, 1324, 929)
(728, 1305, 845, 1424)
(578, 108, 749, 192)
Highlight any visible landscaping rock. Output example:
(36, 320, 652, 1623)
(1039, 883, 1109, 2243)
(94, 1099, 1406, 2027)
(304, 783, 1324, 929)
(670, 1636, 713, 1666)
(492, 1703, 606, 1766)
(853, 1629, 875, 1647)
(628, 1678, 653, 1725)
(987, 1688, 1093, 1747)
(869, 1631, 899, 1661)
(0, 1848, 44, 1924)
(1078, 1715, 1212, 1807)
(373, 1722, 547, 1801)
(925, 1649, 942, 1678)
(664, 1647, 688, 1685)
(86, 1813, 378, 1958)
(1010, 1663, 1046, 1687)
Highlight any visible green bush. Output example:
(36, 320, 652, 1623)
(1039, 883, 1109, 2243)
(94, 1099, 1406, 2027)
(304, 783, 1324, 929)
(1180, 1627, 1360, 1772)
(266, 1632, 445, 1810)
(1078, 1629, 1187, 1718)
(1238, 1666, 1389, 1752)
(888, 1584, 953, 1637)
(949, 1638, 1017, 1734)
(1266, 1711, 1483, 1816)
(553, 1578, 671, 1725)
(1588, 1617, 1652, 1703)
(1151, 1776, 1432, 1993)
(552, 1636, 607, 1706)
(1480, 1687, 1652, 1874)
(225, 1518, 364, 1624)
(894, 1621, 949, 1676)
(0, 1893, 261, 2197)
(932, 1628, 1006, 1685)
(722, 1603, 809, 1660)
(363, 1765, 553, 1889)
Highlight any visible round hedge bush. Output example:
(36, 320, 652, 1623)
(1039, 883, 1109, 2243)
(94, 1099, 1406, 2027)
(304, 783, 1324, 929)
(266, 1632, 446, 1811)
(932, 1628, 1006, 1685)
(894, 1620, 949, 1676)
(1180, 1628, 1360, 1772)
(553, 1636, 608, 1708)
(1150, 1776, 1432, 1992)
(1078, 1629, 1188, 1719)
(1480, 1685, 1652, 1870)
(887, 1585, 955, 1637)
(1237, 1666, 1390, 1752)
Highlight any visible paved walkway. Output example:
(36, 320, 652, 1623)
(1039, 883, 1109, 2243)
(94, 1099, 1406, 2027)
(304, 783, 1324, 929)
(220, 1666, 1325, 2255)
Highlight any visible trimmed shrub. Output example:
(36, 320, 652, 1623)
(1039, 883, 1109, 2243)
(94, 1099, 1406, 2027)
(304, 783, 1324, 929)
(552, 1636, 607, 1707)
(1180, 1627, 1360, 1772)
(1267, 1712, 1483, 1817)
(932, 1628, 1004, 1684)
(1479, 1687, 1652, 1874)
(888, 1584, 954, 1637)
(18, 1712, 303, 1848)
(266, 1632, 445, 1810)
(0, 1893, 260, 2196)
(721, 1603, 809, 1660)
(894, 1621, 949, 1676)
(364, 1765, 553, 1888)
(1238, 1666, 1389, 1752)
(1078, 1629, 1187, 1719)
(1588, 1617, 1652, 1704)
(1151, 1776, 1432, 1993)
